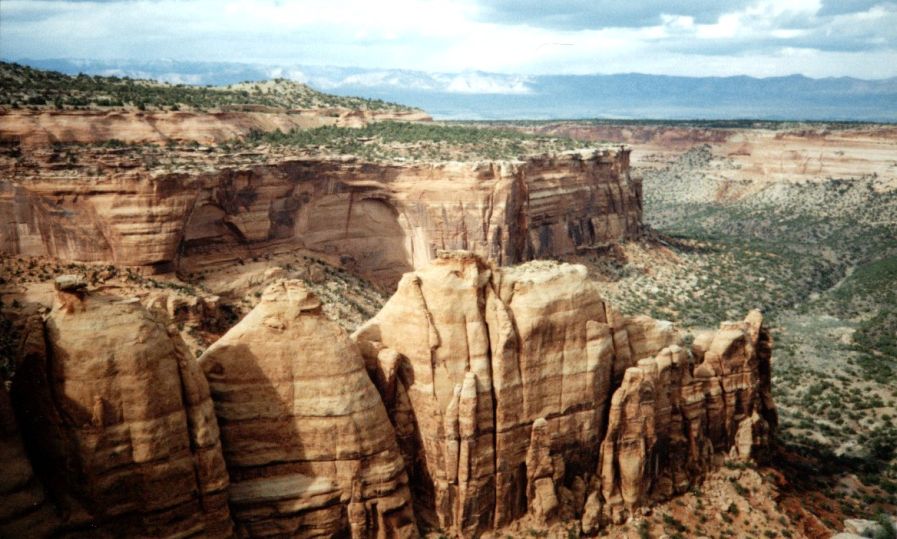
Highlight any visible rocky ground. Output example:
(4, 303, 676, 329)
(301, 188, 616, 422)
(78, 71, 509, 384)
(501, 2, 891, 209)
(472, 462, 801, 539)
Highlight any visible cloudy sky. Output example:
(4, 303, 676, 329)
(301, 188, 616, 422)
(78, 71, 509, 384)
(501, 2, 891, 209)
(1, 0, 896, 79)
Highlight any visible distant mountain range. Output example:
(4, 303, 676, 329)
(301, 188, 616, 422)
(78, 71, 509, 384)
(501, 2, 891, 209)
(9, 58, 897, 122)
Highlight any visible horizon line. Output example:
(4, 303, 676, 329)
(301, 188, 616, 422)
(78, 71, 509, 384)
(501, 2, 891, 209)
(5, 57, 897, 83)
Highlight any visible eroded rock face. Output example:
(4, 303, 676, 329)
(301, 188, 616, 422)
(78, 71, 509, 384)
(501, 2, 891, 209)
(0, 108, 432, 147)
(353, 251, 776, 535)
(198, 280, 417, 538)
(0, 384, 60, 538)
(10, 288, 234, 537)
(2, 149, 641, 285)
(3, 253, 775, 537)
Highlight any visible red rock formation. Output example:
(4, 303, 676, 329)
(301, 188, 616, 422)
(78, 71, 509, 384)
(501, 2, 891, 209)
(198, 280, 417, 538)
(0, 108, 432, 147)
(353, 251, 776, 536)
(10, 282, 234, 537)
(595, 312, 777, 527)
(2, 254, 775, 538)
(1, 149, 642, 285)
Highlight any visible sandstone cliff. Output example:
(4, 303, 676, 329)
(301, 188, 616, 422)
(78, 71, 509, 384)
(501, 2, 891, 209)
(2, 255, 776, 538)
(594, 312, 778, 528)
(8, 279, 234, 537)
(0, 108, 432, 147)
(198, 280, 416, 538)
(1, 149, 642, 285)
(352, 251, 777, 535)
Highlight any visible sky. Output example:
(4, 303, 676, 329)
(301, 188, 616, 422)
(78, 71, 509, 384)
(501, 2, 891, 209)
(1, 0, 896, 79)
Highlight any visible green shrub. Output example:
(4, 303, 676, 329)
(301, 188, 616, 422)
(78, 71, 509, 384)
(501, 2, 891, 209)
(875, 512, 897, 539)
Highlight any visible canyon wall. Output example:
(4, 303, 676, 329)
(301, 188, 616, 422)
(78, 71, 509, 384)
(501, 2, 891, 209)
(1, 254, 775, 537)
(0, 108, 432, 147)
(522, 122, 897, 188)
(1, 149, 642, 285)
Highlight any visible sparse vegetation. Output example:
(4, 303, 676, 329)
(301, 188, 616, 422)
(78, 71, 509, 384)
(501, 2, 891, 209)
(875, 512, 897, 539)
(3, 121, 602, 173)
(0, 61, 414, 112)
(243, 121, 598, 162)
(572, 135, 897, 522)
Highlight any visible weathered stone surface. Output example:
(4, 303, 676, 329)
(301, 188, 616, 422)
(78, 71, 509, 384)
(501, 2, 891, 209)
(1, 250, 776, 538)
(0, 108, 432, 147)
(2, 149, 642, 285)
(53, 274, 87, 292)
(353, 251, 776, 536)
(596, 311, 778, 525)
(10, 287, 234, 537)
(353, 252, 675, 534)
(0, 384, 60, 539)
(198, 280, 417, 538)
(840, 516, 897, 538)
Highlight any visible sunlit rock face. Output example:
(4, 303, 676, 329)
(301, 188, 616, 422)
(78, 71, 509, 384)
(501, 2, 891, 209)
(2, 253, 775, 538)
(353, 251, 776, 535)
(0, 108, 433, 148)
(9, 285, 234, 538)
(2, 149, 641, 286)
(198, 280, 417, 538)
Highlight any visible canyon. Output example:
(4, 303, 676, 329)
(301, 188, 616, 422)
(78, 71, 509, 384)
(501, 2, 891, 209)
(518, 121, 897, 193)
(6, 112, 896, 536)
(0, 64, 829, 538)
(0, 113, 795, 537)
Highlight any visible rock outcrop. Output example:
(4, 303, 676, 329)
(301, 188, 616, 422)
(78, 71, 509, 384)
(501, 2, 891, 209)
(2, 149, 642, 285)
(2, 254, 776, 538)
(353, 251, 777, 535)
(0, 108, 432, 147)
(198, 280, 417, 538)
(595, 312, 778, 526)
(9, 283, 234, 537)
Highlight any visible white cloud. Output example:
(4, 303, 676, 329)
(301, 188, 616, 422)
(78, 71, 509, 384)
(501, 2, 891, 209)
(294, 69, 532, 94)
(1, 0, 895, 79)
(443, 73, 533, 94)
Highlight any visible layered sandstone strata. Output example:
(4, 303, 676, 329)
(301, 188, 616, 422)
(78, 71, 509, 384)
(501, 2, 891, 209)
(353, 251, 777, 535)
(0, 108, 432, 147)
(9, 281, 234, 537)
(1, 149, 641, 285)
(198, 280, 417, 537)
(593, 312, 778, 528)
(2, 254, 775, 538)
